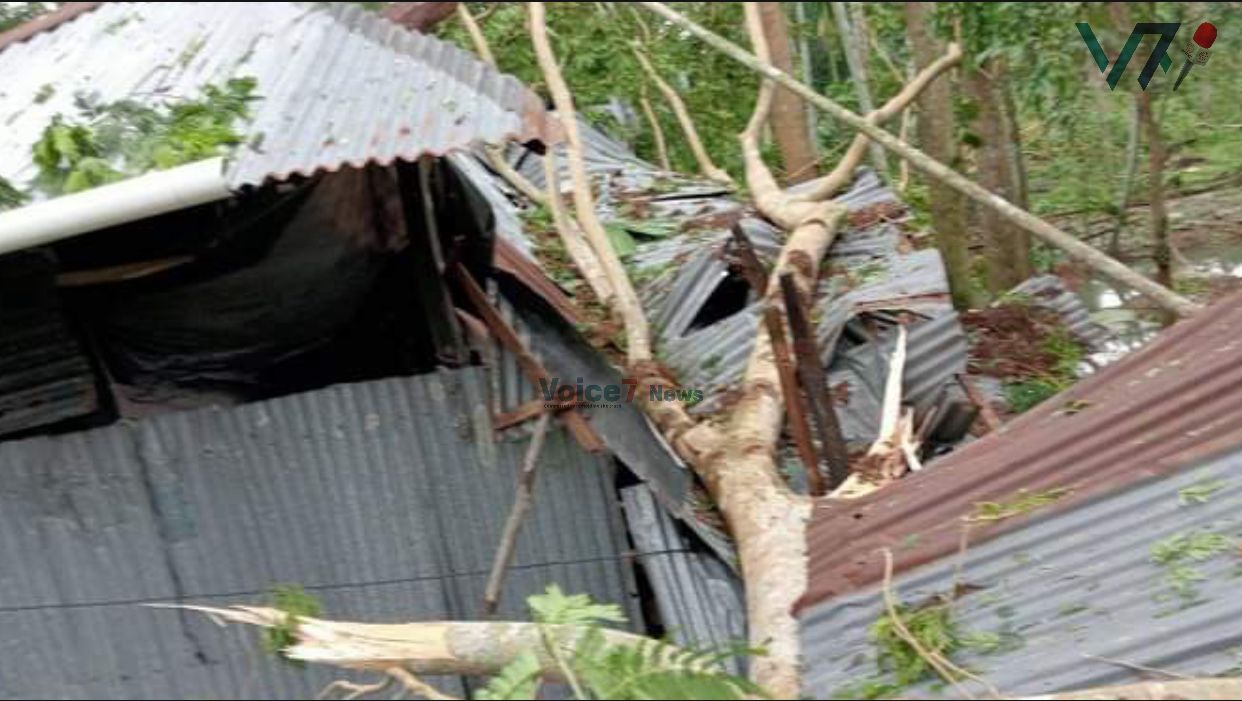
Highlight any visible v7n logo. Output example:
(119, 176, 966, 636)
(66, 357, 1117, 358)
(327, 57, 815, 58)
(1077, 22, 1179, 90)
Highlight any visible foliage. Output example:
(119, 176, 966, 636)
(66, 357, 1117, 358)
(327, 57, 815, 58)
(479, 585, 760, 700)
(1003, 376, 1068, 414)
(1179, 479, 1227, 506)
(0, 2, 47, 33)
(968, 486, 1072, 523)
(1150, 530, 1235, 606)
(30, 77, 257, 196)
(262, 584, 322, 666)
(0, 177, 27, 211)
(870, 602, 959, 687)
(438, 3, 756, 178)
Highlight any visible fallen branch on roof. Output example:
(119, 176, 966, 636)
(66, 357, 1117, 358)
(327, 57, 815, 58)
(483, 411, 553, 615)
(637, 1, 1201, 320)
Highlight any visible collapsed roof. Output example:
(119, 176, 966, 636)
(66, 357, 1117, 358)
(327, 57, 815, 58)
(800, 290, 1242, 697)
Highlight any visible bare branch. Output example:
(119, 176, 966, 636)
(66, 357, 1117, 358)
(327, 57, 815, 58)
(636, 1, 1201, 319)
(483, 411, 553, 614)
(798, 42, 962, 202)
(543, 149, 617, 304)
(631, 46, 734, 184)
(158, 604, 654, 679)
(639, 86, 672, 171)
(529, 2, 653, 364)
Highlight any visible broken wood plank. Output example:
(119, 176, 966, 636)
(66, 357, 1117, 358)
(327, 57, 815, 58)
(453, 263, 605, 454)
(732, 224, 823, 494)
(484, 410, 554, 615)
(779, 272, 850, 491)
(762, 304, 825, 496)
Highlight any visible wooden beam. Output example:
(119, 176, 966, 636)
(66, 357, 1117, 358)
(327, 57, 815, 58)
(453, 263, 605, 454)
(780, 272, 850, 491)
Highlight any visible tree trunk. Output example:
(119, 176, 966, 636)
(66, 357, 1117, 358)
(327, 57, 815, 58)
(1136, 88, 1174, 319)
(758, 2, 819, 183)
(1110, 100, 1142, 257)
(791, 1, 819, 159)
(904, 2, 979, 309)
(832, 2, 887, 176)
(967, 57, 1032, 292)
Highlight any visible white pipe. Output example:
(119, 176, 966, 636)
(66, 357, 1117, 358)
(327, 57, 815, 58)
(0, 157, 232, 257)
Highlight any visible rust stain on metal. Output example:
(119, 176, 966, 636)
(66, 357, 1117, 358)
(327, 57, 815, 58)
(801, 292, 1242, 611)
(0, 2, 101, 53)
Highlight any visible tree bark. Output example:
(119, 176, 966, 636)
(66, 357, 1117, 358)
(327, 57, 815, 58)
(967, 57, 1032, 292)
(905, 2, 979, 309)
(632, 47, 734, 184)
(530, 3, 652, 363)
(832, 2, 887, 176)
(638, 1, 1201, 319)
(757, 2, 819, 183)
(161, 605, 658, 679)
(1136, 90, 1173, 302)
(1110, 101, 1142, 257)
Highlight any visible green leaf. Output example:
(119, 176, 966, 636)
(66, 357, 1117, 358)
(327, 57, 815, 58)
(603, 222, 638, 258)
(528, 585, 627, 626)
(477, 652, 542, 701)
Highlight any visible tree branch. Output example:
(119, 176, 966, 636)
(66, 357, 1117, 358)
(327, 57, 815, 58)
(636, 2, 1201, 319)
(639, 86, 672, 171)
(529, 2, 652, 363)
(798, 42, 962, 202)
(631, 45, 734, 184)
(159, 604, 655, 680)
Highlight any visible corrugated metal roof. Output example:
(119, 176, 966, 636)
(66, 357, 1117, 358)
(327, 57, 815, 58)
(459, 124, 970, 462)
(0, 251, 99, 436)
(0, 2, 549, 199)
(801, 448, 1242, 698)
(1011, 274, 1112, 351)
(802, 290, 1242, 609)
(619, 485, 746, 675)
(0, 369, 638, 699)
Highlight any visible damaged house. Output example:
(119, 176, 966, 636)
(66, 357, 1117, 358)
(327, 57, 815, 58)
(7, 3, 1229, 701)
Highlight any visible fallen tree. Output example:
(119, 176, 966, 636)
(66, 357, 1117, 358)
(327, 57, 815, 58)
(168, 3, 1202, 698)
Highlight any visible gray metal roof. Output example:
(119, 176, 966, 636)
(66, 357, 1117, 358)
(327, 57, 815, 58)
(0, 369, 638, 699)
(619, 485, 746, 675)
(460, 123, 971, 453)
(0, 2, 548, 198)
(800, 447, 1242, 698)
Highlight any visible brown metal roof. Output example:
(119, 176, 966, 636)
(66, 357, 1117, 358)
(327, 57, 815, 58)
(0, 2, 101, 53)
(801, 291, 1242, 610)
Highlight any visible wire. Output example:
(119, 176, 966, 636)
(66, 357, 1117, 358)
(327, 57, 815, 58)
(0, 548, 696, 614)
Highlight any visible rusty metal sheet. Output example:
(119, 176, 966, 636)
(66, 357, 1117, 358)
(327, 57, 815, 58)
(802, 291, 1242, 609)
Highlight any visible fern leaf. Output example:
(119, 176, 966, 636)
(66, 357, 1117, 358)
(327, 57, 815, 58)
(477, 652, 542, 701)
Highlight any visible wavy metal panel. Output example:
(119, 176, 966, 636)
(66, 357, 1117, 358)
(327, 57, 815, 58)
(620, 485, 746, 676)
(801, 450, 1242, 698)
(804, 291, 1242, 608)
(0, 252, 98, 436)
(0, 2, 548, 197)
(0, 369, 637, 699)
